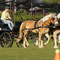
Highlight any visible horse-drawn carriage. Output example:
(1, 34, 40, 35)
(0, 19, 22, 47)
(0, 13, 60, 48)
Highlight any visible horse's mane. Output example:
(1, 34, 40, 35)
(40, 13, 53, 23)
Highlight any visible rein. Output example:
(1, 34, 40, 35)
(22, 25, 54, 31)
(22, 17, 56, 31)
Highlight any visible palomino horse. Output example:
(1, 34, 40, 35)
(16, 13, 58, 48)
(53, 13, 60, 48)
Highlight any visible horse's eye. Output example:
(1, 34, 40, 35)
(52, 18, 54, 21)
(50, 23, 55, 26)
(57, 18, 58, 20)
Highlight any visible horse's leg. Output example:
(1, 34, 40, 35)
(25, 34, 29, 47)
(25, 31, 29, 47)
(25, 39, 29, 47)
(34, 34, 38, 46)
(23, 31, 27, 48)
(23, 37, 29, 48)
(16, 32, 21, 43)
(38, 32, 43, 48)
(16, 31, 22, 47)
(53, 30, 59, 48)
(38, 32, 41, 48)
(58, 34, 60, 43)
(57, 30, 60, 43)
(44, 33, 50, 45)
(35, 40, 38, 46)
(23, 30, 29, 48)
(40, 40, 43, 48)
(16, 24, 23, 43)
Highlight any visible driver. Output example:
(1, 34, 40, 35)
(1, 6, 14, 30)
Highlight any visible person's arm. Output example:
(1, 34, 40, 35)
(7, 12, 12, 20)
(1, 12, 7, 19)
(1, 11, 9, 20)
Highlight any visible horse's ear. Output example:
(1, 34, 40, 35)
(49, 16, 53, 20)
(51, 13, 53, 17)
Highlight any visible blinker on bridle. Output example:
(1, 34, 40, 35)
(52, 18, 55, 21)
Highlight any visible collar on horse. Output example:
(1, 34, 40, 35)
(34, 19, 39, 28)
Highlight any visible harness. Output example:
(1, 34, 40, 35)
(22, 22, 54, 31)
(34, 19, 39, 28)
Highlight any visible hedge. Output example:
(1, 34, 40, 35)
(13, 10, 44, 22)
(0, 10, 51, 22)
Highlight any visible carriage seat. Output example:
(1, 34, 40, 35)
(15, 22, 22, 29)
(0, 19, 8, 28)
(13, 22, 22, 32)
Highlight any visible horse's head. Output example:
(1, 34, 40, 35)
(57, 13, 60, 19)
(56, 13, 60, 25)
(50, 13, 59, 26)
(51, 13, 56, 18)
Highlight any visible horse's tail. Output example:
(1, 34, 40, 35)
(16, 22, 24, 43)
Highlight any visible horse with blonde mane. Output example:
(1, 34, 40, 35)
(16, 13, 58, 48)
(52, 13, 60, 48)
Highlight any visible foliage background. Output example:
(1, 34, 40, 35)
(13, 10, 44, 22)
(43, 0, 60, 4)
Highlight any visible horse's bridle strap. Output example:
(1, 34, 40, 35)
(18, 38, 21, 39)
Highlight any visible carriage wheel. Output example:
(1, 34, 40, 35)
(0, 32, 13, 47)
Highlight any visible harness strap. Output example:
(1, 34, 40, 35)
(34, 19, 39, 28)
(18, 38, 21, 39)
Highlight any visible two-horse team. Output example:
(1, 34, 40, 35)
(16, 13, 60, 49)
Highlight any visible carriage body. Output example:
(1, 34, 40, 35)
(0, 20, 22, 47)
(0, 15, 60, 48)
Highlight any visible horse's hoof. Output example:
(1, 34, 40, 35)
(26, 44, 29, 47)
(27, 45, 29, 47)
(44, 42, 48, 46)
(41, 46, 44, 48)
(44, 43, 47, 46)
(38, 46, 41, 48)
(23, 45, 26, 48)
(16, 43, 20, 48)
(23, 46, 26, 48)
(34, 43, 38, 46)
(54, 46, 58, 49)
(26, 45, 29, 47)
(38, 46, 44, 48)
(58, 41, 60, 43)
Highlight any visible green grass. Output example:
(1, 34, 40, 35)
(0, 40, 60, 60)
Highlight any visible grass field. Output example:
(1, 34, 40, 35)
(0, 40, 60, 60)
